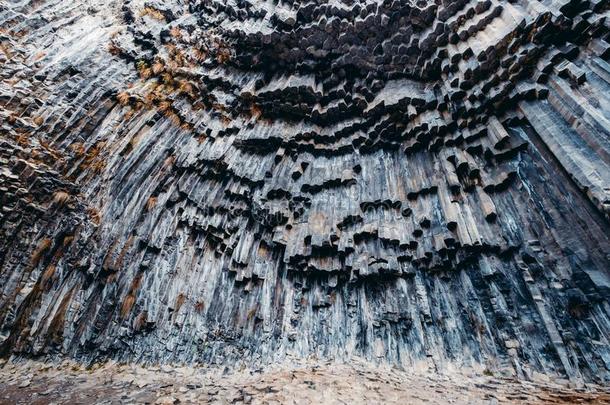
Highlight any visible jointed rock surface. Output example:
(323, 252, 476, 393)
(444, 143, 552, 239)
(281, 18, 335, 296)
(1, 0, 610, 385)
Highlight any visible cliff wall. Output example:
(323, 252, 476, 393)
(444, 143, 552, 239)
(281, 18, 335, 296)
(1, 0, 609, 382)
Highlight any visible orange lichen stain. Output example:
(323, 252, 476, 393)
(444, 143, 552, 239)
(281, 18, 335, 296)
(133, 311, 149, 331)
(193, 47, 207, 62)
(211, 102, 226, 113)
(167, 112, 182, 127)
(175, 293, 186, 314)
(120, 295, 136, 319)
(108, 42, 121, 56)
(47, 287, 76, 344)
(146, 196, 157, 212)
(170, 26, 182, 39)
(69, 142, 86, 157)
(140, 7, 166, 21)
(87, 207, 101, 225)
(102, 240, 119, 271)
(40, 264, 56, 285)
(104, 237, 134, 274)
(15, 132, 30, 147)
(79, 141, 107, 174)
(196, 133, 207, 144)
(121, 274, 143, 319)
(220, 115, 232, 127)
(89, 159, 106, 174)
(151, 60, 165, 75)
(136, 60, 152, 79)
(158, 100, 172, 113)
(31, 238, 52, 268)
(117, 92, 130, 106)
(160, 72, 174, 86)
(39, 139, 64, 161)
(216, 48, 231, 64)
(124, 109, 136, 121)
(163, 155, 176, 168)
(249, 103, 263, 120)
(115, 236, 135, 270)
(0, 42, 12, 59)
(33, 116, 44, 126)
(52, 190, 70, 207)
(247, 306, 258, 321)
(62, 235, 74, 248)
(177, 80, 194, 98)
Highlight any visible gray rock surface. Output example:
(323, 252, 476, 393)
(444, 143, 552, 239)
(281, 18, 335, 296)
(1, 358, 610, 404)
(0, 0, 609, 384)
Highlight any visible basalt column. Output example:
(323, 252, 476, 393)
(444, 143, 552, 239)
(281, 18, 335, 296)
(1, 0, 609, 383)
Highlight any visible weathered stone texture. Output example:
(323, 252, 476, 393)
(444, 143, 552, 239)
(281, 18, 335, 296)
(1, 0, 609, 383)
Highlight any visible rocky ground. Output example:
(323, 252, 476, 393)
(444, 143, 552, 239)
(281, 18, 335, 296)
(0, 359, 609, 404)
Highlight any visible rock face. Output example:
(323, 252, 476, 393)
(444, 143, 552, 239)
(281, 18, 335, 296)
(1, 0, 609, 383)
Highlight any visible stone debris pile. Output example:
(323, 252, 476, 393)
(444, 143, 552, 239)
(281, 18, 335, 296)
(1, 359, 610, 404)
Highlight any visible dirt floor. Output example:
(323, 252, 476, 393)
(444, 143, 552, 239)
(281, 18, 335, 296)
(0, 358, 609, 404)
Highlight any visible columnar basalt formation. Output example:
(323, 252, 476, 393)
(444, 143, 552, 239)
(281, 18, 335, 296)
(1, 0, 609, 383)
